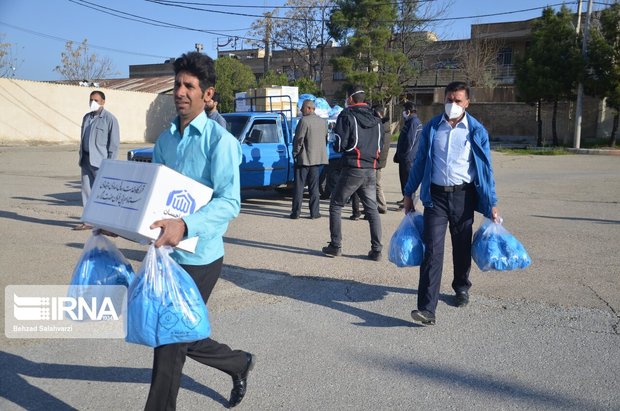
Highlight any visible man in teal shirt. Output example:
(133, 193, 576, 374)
(147, 52, 254, 410)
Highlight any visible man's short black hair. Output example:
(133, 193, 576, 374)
(445, 81, 470, 99)
(90, 90, 105, 100)
(212, 92, 220, 103)
(173, 52, 216, 93)
(403, 101, 415, 112)
(347, 85, 365, 104)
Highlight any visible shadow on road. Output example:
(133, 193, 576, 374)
(0, 210, 77, 228)
(0, 351, 228, 410)
(371, 354, 600, 410)
(223, 264, 423, 328)
(531, 214, 620, 225)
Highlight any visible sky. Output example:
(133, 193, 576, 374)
(0, 0, 611, 81)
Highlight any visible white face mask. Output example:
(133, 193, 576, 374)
(444, 102, 464, 120)
(89, 100, 101, 112)
(402, 111, 409, 120)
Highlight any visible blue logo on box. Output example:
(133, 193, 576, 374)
(166, 190, 196, 214)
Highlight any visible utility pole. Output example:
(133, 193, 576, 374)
(573, 0, 594, 149)
(263, 12, 272, 76)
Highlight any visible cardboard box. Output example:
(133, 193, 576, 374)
(256, 85, 299, 103)
(82, 160, 213, 253)
(238, 87, 298, 116)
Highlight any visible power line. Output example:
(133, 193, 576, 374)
(68, 0, 263, 42)
(147, 0, 581, 23)
(144, 0, 440, 10)
(0, 20, 171, 59)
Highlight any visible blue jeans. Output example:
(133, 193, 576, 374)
(328, 167, 382, 252)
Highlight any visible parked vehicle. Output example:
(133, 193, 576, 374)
(127, 95, 342, 195)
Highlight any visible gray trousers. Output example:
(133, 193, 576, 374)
(376, 168, 387, 212)
(80, 154, 98, 207)
(329, 167, 382, 252)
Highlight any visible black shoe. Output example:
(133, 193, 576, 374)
(455, 291, 469, 307)
(309, 214, 322, 219)
(229, 353, 255, 408)
(367, 250, 382, 261)
(349, 214, 361, 221)
(322, 243, 342, 257)
(289, 213, 299, 219)
(411, 310, 436, 325)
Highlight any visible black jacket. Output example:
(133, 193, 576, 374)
(333, 104, 383, 169)
(395, 115, 422, 166)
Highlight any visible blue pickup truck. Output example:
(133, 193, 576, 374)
(128, 107, 341, 195)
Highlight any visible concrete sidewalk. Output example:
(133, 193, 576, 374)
(1, 270, 618, 410)
(0, 145, 619, 410)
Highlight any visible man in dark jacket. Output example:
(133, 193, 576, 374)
(394, 101, 422, 206)
(322, 86, 384, 261)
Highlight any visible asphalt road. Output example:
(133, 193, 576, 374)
(0, 144, 618, 410)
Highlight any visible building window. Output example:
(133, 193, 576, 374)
(333, 71, 345, 81)
(498, 47, 513, 66)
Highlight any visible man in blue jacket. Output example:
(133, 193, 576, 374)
(403, 81, 500, 325)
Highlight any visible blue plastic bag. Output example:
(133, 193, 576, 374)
(472, 218, 532, 271)
(126, 245, 210, 347)
(297, 93, 316, 111)
(67, 233, 134, 320)
(314, 97, 331, 118)
(388, 212, 425, 267)
(69, 233, 135, 287)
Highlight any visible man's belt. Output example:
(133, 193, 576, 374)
(431, 182, 472, 193)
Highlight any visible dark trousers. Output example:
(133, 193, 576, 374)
(329, 167, 382, 251)
(145, 257, 247, 411)
(417, 185, 476, 314)
(291, 165, 321, 217)
(398, 161, 412, 197)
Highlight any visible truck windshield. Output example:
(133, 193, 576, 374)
(224, 116, 250, 140)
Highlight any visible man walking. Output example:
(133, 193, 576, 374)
(74, 90, 120, 230)
(403, 81, 500, 325)
(394, 101, 422, 207)
(291, 99, 328, 219)
(374, 106, 392, 214)
(322, 86, 384, 261)
(147, 51, 254, 409)
(205, 91, 227, 128)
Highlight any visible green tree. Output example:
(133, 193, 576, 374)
(585, 3, 620, 147)
(54, 39, 115, 81)
(292, 76, 321, 96)
(515, 6, 582, 146)
(258, 70, 289, 88)
(215, 57, 257, 113)
(328, 0, 410, 105)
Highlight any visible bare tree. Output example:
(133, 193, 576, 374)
(54, 39, 115, 81)
(392, 0, 452, 85)
(248, 0, 333, 92)
(455, 31, 502, 88)
(0, 34, 22, 78)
